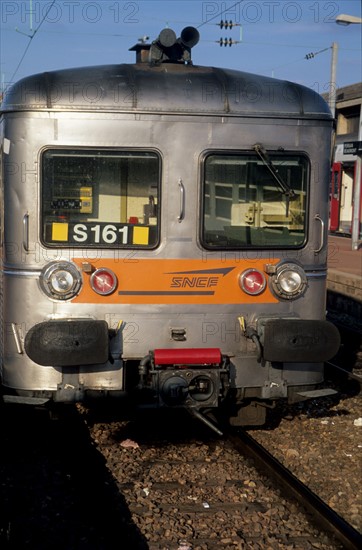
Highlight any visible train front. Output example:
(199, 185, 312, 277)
(0, 28, 340, 429)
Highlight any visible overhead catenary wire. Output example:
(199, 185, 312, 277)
(6, 0, 57, 89)
(304, 46, 331, 60)
(271, 45, 334, 78)
(197, 0, 244, 29)
(2, 0, 359, 90)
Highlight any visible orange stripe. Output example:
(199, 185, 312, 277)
(72, 258, 279, 304)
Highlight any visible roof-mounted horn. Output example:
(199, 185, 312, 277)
(130, 27, 200, 64)
(150, 27, 199, 64)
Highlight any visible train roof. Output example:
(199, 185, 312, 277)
(1, 62, 332, 120)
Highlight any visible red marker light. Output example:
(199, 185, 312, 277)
(90, 268, 118, 296)
(239, 269, 266, 295)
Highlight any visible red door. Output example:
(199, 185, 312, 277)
(329, 162, 342, 232)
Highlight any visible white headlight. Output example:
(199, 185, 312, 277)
(50, 269, 75, 294)
(279, 270, 302, 293)
(40, 261, 82, 301)
(271, 263, 307, 300)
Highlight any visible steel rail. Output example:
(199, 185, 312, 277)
(325, 361, 362, 386)
(230, 430, 362, 550)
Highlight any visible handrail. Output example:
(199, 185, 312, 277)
(177, 179, 185, 222)
(314, 214, 324, 254)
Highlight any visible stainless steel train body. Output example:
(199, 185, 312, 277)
(0, 29, 340, 428)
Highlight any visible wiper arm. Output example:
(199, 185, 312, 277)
(253, 144, 296, 214)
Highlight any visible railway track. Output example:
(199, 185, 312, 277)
(231, 430, 362, 550)
(326, 360, 362, 385)
(84, 406, 353, 549)
(249, 359, 361, 547)
(0, 357, 360, 549)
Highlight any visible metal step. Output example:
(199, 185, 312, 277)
(2, 395, 50, 405)
(296, 388, 338, 399)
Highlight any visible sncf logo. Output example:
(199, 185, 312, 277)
(167, 267, 234, 292)
(171, 276, 219, 288)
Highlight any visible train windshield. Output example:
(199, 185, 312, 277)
(202, 152, 309, 248)
(42, 149, 160, 248)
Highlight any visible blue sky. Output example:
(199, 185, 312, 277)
(1, 0, 361, 95)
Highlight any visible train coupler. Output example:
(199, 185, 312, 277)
(138, 348, 229, 410)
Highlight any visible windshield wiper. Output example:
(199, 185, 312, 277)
(253, 144, 296, 216)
